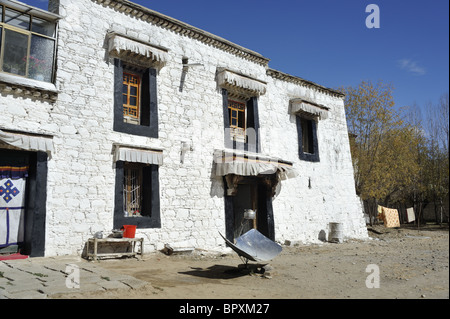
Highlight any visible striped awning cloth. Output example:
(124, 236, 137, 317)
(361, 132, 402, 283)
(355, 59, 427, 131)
(108, 32, 169, 67)
(0, 129, 53, 155)
(213, 149, 297, 181)
(217, 68, 267, 96)
(289, 98, 330, 120)
(113, 144, 163, 165)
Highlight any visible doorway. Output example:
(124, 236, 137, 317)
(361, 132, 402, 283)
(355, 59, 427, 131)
(224, 175, 275, 243)
(232, 182, 257, 239)
(0, 149, 47, 257)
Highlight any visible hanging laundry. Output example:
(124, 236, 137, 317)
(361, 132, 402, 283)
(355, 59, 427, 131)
(406, 207, 415, 223)
(381, 206, 400, 228)
(377, 205, 384, 220)
(377, 205, 383, 215)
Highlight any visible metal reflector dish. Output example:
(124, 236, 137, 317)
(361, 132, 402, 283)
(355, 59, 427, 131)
(220, 229, 282, 263)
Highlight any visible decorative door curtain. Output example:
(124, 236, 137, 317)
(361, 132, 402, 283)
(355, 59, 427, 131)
(0, 164, 28, 248)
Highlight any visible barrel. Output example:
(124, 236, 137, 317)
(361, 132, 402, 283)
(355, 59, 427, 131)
(328, 222, 343, 243)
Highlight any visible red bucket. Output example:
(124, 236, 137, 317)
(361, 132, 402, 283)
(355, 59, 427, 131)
(121, 225, 137, 238)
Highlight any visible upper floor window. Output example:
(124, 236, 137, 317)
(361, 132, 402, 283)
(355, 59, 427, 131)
(217, 68, 267, 153)
(290, 98, 328, 163)
(113, 60, 159, 138)
(108, 31, 168, 138)
(300, 117, 314, 154)
(296, 115, 319, 162)
(123, 72, 141, 125)
(228, 99, 246, 142)
(0, 3, 57, 83)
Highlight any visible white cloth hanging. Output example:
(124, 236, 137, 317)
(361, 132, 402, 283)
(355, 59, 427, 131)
(0, 178, 26, 247)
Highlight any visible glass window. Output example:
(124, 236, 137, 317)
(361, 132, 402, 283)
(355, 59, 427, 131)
(228, 99, 246, 140)
(123, 72, 141, 124)
(2, 29, 28, 76)
(114, 61, 159, 137)
(29, 35, 55, 82)
(0, 6, 57, 83)
(4, 8, 30, 30)
(32, 17, 55, 37)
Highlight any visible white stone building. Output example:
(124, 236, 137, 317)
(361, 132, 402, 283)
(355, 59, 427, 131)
(0, 0, 367, 257)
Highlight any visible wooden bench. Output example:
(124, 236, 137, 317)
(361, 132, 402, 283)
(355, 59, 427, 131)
(86, 237, 144, 261)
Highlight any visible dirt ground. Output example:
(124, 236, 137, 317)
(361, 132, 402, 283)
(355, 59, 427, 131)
(54, 224, 448, 300)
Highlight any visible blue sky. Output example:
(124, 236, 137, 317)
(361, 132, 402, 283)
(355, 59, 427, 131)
(26, 0, 448, 114)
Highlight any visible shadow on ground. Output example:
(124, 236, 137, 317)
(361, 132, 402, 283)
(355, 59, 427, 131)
(178, 264, 267, 280)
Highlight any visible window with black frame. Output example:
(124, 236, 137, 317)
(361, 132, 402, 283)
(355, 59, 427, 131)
(222, 89, 261, 153)
(113, 59, 159, 138)
(0, 3, 57, 83)
(114, 161, 161, 229)
(296, 115, 320, 162)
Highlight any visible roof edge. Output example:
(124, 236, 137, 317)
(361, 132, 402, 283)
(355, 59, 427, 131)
(93, 0, 270, 66)
(267, 68, 345, 98)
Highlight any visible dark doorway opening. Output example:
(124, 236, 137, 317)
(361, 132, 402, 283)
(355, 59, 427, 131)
(232, 182, 257, 240)
(224, 175, 275, 242)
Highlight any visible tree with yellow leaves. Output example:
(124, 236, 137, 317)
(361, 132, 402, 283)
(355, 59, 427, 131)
(338, 81, 423, 223)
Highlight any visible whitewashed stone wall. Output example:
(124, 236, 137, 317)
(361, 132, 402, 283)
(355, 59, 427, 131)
(0, 0, 367, 257)
(261, 77, 367, 243)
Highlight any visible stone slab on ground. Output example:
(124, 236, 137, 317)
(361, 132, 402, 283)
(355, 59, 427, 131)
(0, 257, 149, 299)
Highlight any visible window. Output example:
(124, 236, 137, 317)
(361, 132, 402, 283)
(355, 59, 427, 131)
(217, 68, 266, 153)
(300, 117, 314, 154)
(123, 163, 143, 216)
(0, 4, 57, 83)
(222, 89, 260, 153)
(122, 72, 141, 125)
(113, 59, 158, 138)
(123, 162, 152, 217)
(228, 99, 246, 141)
(296, 115, 319, 162)
(114, 161, 161, 229)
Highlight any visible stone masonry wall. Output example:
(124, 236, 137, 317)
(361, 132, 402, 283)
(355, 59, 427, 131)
(262, 78, 368, 243)
(0, 0, 367, 256)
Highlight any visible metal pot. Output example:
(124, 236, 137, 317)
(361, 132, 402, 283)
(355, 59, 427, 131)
(94, 231, 103, 239)
(111, 229, 123, 238)
(244, 209, 256, 220)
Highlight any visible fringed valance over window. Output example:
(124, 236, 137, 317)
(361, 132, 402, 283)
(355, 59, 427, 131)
(113, 144, 163, 166)
(0, 129, 53, 156)
(214, 149, 298, 196)
(217, 68, 267, 98)
(108, 32, 169, 68)
(213, 149, 297, 181)
(289, 98, 330, 120)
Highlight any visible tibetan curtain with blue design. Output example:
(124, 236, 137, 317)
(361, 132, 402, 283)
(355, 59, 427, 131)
(0, 163, 28, 248)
